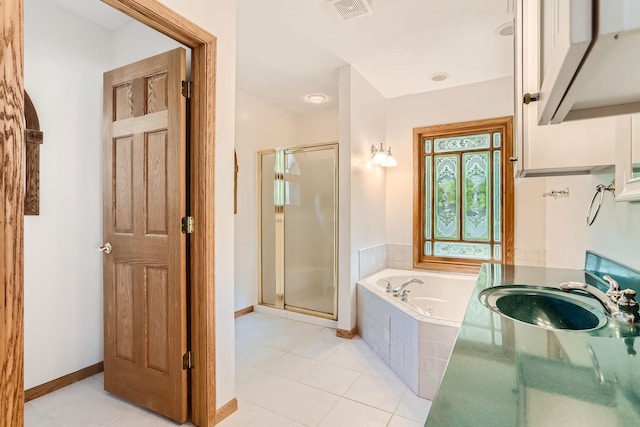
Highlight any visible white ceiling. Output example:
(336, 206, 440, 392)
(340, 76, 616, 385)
(237, 0, 515, 114)
(42, 0, 515, 115)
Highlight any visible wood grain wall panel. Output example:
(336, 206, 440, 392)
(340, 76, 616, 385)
(115, 263, 135, 362)
(24, 91, 40, 129)
(146, 130, 168, 235)
(146, 73, 168, 114)
(189, 41, 218, 427)
(114, 82, 134, 121)
(0, 0, 24, 424)
(24, 91, 42, 216)
(24, 132, 42, 215)
(114, 136, 134, 234)
(146, 266, 169, 373)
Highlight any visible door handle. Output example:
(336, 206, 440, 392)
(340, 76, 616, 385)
(98, 242, 112, 254)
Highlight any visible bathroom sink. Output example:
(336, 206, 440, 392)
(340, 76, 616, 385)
(479, 286, 607, 331)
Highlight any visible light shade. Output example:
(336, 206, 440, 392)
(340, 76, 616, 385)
(382, 148, 398, 167)
(304, 93, 328, 104)
(370, 143, 397, 168)
(372, 150, 388, 165)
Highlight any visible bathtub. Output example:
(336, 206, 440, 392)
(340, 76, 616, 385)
(356, 269, 477, 399)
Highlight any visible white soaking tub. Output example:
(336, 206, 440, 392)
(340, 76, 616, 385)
(356, 269, 477, 399)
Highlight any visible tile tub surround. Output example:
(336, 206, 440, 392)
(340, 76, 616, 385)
(358, 244, 412, 279)
(385, 244, 413, 271)
(358, 244, 387, 279)
(357, 269, 473, 399)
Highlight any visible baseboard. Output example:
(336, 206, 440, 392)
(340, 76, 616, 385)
(336, 326, 358, 339)
(215, 397, 238, 423)
(234, 306, 254, 318)
(25, 362, 104, 402)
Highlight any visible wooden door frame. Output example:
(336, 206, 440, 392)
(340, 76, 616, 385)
(0, 0, 219, 426)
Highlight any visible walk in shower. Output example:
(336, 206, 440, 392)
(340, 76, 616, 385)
(258, 143, 338, 319)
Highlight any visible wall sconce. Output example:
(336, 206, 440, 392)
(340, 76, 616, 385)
(371, 143, 398, 167)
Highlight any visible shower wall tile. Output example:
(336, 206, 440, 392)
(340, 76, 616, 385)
(386, 244, 412, 270)
(358, 244, 386, 279)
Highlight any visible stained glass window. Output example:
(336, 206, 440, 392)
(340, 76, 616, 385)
(413, 118, 514, 272)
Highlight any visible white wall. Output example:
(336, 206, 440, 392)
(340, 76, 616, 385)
(296, 108, 340, 146)
(24, 0, 112, 389)
(234, 89, 297, 310)
(111, 20, 187, 69)
(338, 67, 387, 330)
(545, 171, 640, 270)
(156, 0, 238, 408)
(384, 77, 547, 265)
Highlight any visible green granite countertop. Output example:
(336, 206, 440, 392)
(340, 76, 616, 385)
(426, 264, 640, 427)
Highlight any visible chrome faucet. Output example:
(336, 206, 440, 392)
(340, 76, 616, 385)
(603, 274, 621, 302)
(559, 281, 638, 324)
(384, 279, 393, 293)
(392, 278, 424, 297)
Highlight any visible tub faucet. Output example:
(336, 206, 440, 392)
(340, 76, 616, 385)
(393, 278, 424, 297)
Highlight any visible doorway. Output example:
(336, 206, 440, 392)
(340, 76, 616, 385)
(0, 1, 220, 426)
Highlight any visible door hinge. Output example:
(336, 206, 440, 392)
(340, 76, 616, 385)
(181, 216, 194, 234)
(183, 351, 193, 370)
(182, 80, 192, 99)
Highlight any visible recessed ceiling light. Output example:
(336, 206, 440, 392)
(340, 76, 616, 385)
(496, 22, 514, 36)
(431, 73, 449, 82)
(305, 93, 328, 104)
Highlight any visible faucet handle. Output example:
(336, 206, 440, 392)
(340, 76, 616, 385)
(604, 275, 622, 301)
(603, 274, 620, 290)
(617, 289, 640, 323)
(384, 280, 393, 293)
(400, 289, 410, 301)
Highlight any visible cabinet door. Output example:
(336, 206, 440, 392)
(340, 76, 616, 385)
(515, 0, 615, 177)
(537, 0, 592, 125)
(615, 114, 640, 201)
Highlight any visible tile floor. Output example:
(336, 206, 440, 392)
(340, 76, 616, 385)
(26, 311, 432, 426)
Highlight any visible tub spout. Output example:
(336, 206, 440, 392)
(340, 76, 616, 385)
(393, 278, 424, 297)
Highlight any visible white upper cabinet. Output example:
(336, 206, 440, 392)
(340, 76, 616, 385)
(537, 0, 592, 125)
(538, 0, 640, 124)
(615, 114, 640, 201)
(514, 0, 620, 177)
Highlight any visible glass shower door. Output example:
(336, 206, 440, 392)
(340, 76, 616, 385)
(283, 146, 337, 316)
(258, 143, 338, 319)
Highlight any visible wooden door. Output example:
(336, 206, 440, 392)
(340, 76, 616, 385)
(102, 48, 187, 423)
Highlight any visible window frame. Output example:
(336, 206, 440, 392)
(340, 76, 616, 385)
(412, 116, 514, 273)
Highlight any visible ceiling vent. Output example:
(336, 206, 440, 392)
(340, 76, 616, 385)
(328, 0, 373, 21)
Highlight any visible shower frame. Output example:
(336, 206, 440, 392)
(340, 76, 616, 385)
(257, 142, 339, 320)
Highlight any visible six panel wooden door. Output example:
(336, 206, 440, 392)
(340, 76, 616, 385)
(102, 48, 187, 423)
